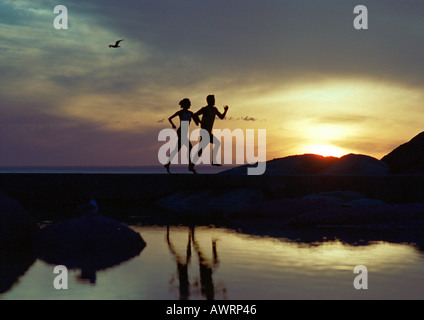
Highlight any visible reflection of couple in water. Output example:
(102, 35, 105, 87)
(164, 94, 229, 174)
(166, 226, 223, 300)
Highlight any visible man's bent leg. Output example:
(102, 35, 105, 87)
(211, 134, 222, 166)
(192, 136, 210, 165)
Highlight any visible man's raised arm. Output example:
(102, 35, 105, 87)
(217, 105, 229, 119)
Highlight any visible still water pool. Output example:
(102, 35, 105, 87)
(1, 225, 424, 300)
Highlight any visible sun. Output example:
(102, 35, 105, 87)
(305, 144, 346, 158)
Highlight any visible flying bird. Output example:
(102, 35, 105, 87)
(109, 39, 124, 48)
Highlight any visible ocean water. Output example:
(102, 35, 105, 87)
(2, 225, 424, 300)
(0, 166, 234, 174)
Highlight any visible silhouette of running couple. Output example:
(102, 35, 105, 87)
(164, 95, 229, 174)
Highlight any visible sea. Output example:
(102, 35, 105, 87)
(2, 225, 424, 300)
(0, 165, 234, 174)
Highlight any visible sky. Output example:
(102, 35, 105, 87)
(1, 0, 423, 166)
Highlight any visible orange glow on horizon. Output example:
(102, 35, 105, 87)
(301, 144, 347, 158)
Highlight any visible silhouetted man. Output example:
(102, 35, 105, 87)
(193, 95, 229, 166)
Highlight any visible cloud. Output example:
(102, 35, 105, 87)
(65, 0, 424, 86)
(0, 109, 161, 166)
(8, 0, 424, 92)
(1, 0, 424, 165)
(4, 0, 424, 108)
(225, 116, 257, 121)
(312, 114, 371, 125)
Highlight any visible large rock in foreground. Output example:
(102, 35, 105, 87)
(0, 249, 36, 294)
(382, 131, 424, 174)
(34, 214, 146, 283)
(0, 192, 39, 248)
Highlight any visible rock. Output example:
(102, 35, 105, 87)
(0, 248, 36, 294)
(302, 190, 386, 207)
(381, 131, 424, 174)
(220, 154, 338, 175)
(285, 202, 424, 228)
(227, 197, 341, 220)
(156, 189, 213, 214)
(264, 179, 287, 198)
(227, 190, 406, 228)
(303, 190, 365, 204)
(34, 214, 146, 283)
(0, 192, 39, 248)
(345, 198, 386, 207)
(322, 154, 389, 175)
(211, 188, 265, 213)
(220, 153, 389, 176)
(156, 188, 265, 215)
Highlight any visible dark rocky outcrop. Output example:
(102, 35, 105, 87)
(322, 154, 389, 175)
(283, 202, 424, 228)
(0, 192, 39, 248)
(382, 131, 424, 174)
(34, 214, 146, 283)
(0, 248, 36, 294)
(227, 191, 424, 229)
(228, 190, 387, 221)
(156, 188, 265, 216)
(220, 153, 389, 176)
(302, 190, 386, 206)
(220, 154, 338, 175)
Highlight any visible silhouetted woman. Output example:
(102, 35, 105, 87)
(164, 98, 198, 174)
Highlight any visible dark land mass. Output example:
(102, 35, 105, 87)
(382, 131, 424, 174)
(2, 131, 424, 257)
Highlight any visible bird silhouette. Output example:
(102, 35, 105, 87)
(109, 39, 124, 48)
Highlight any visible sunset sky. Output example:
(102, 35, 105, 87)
(1, 0, 423, 166)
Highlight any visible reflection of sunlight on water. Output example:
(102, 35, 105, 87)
(1, 225, 424, 300)
(232, 237, 417, 272)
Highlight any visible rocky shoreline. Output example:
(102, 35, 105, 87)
(1, 173, 424, 227)
(2, 131, 424, 247)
